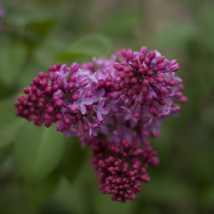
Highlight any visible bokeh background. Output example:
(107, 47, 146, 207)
(0, 0, 214, 213)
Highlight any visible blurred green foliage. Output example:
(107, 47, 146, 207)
(0, 0, 214, 213)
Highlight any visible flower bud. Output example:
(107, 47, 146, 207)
(71, 94, 78, 102)
(140, 46, 147, 55)
(68, 104, 79, 114)
(70, 62, 79, 73)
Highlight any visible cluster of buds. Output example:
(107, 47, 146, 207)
(14, 46, 187, 202)
(91, 137, 158, 202)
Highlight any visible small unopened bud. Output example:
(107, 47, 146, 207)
(144, 57, 151, 66)
(179, 96, 188, 104)
(69, 75, 76, 83)
(55, 99, 63, 108)
(149, 106, 159, 117)
(70, 62, 79, 73)
(56, 63, 61, 69)
(23, 88, 30, 94)
(177, 84, 184, 91)
(144, 92, 153, 106)
(127, 49, 134, 60)
(71, 94, 78, 101)
(174, 92, 183, 99)
(140, 46, 147, 55)
(139, 54, 145, 63)
(63, 117, 70, 124)
(33, 77, 40, 85)
(157, 62, 167, 70)
(45, 87, 53, 96)
(56, 112, 62, 120)
(169, 60, 180, 72)
(68, 104, 79, 114)
(82, 124, 89, 132)
(121, 49, 127, 58)
(38, 72, 46, 79)
(133, 110, 141, 118)
(41, 79, 48, 89)
(49, 72, 58, 82)
(167, 79, 176, 87)
(112, 92, 120, 99)
(67, 82, 75, 90)
(79, 78, 88, 88)
(46, 105, 54, 114)
(98, 80, 105, 88)
(113, 62, 123, 71)
(147, 51, 155, 60)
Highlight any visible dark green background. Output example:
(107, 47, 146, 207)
(0, 0, 214, 213)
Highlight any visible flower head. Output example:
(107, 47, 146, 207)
(91, 137, 158, 202)
(14, 45, 187, 203)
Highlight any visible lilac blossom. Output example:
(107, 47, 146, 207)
(14, 46, 187, 203)
(14, 48, 187, 144)
(93, 99, 109, 121)
(74, 90, 93, 114)
(93, 88, 105, 102)
(89, 124, 103, 136)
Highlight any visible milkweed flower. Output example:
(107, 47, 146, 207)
(14, 46, 187, 202)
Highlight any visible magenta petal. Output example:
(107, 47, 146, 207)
(83, 98, 93, 105)
(92, 129, 98, 136)
(99, 88, 105, 97)
(98, 99, 105, 108)
(45, 119, 52, 128)
(79, 90, 85, 101)
(99, 107, 109, 115)
(125, 113, 131, 120)
(64, 129, 72, 137)
(93, 105, 98, 112)
(80, 75, 87, 81)
(56, 121, 63, 131)
(76, 121, 83, 137)
(80, 103, 86, 114)
(97, 111, 102, 121)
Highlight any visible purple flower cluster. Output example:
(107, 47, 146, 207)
(14, 46, 187, 202)
(91, 137, 158, 203)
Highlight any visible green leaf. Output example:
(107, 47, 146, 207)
(15, 123, 65, 182)
(149, 22, 198, 51)
(55, 52, 92, 64)
(68, 35, 111, 58)
(55, 35, 111, 64)
(93, 191, 134, 214)
(41, 200, 71, 214)
(198, 3, 214, 52)
(0, 183, 36, 214)
(16, 57, 44, 88)
(34, 37, 67, 67)
(24, 169, 60, 207)
(0, 95, 23, 149)
(201, 182, 214, 206)
(0, 42, 27, 86)
(53, 177, 87, 214)
(102, 11, 139, 38)
(0, 145, 12, 163)
(6, 11, 55, 50)
(201, 106, 214, 130)
(26, 18, 55, 40)
(142, 173, 191, 202)
(61, 136, 88, 184)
